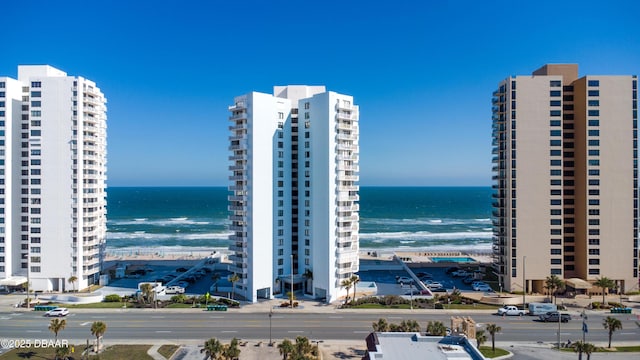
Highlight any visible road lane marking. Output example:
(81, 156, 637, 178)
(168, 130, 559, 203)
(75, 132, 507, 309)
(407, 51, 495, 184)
(287, 331, 304, 333)
(0, 317, 11, 320)
(353, 331, 370, 334)
(329, 316, 343, 319)
(221, 331, 238, 333)
(26, 330, 42, 333)
(155, 330, 171, 333)
(620, 332, 636, 335)
(80, 322, 92, 326)
(209, 316, 225, 319)
(91, 316, 106, 319)
(151, 316, 165, 319)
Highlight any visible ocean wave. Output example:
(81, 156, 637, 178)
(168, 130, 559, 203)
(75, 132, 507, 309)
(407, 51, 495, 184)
(359, 230, 493, 241)
(362, 218, 489, 226)
(107, 231, 233, 241)
(108, 217, 229, 227)
(361, 243, 492, 253)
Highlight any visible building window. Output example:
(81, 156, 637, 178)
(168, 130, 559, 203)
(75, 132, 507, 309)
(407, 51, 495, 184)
(550, 249, 562, 255)
(550, 80, 562, 87)
(588, 90, 599, 97)
(588, 80, 600, 87)
(588, 269, 600, 275)
(31, 82, 41, 88)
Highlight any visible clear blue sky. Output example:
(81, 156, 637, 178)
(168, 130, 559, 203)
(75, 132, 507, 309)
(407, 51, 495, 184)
(3, 1, 639, 186)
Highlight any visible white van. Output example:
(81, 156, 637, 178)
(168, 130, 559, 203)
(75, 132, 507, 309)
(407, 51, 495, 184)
(528, 302, 557, 316)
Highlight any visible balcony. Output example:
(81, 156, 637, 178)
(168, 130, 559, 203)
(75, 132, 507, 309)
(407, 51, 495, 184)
(228, 102, 246, 111)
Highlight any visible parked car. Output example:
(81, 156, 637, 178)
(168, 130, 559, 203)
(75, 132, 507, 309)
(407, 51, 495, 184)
(497, 305, 525, 316)
(452, 270, 468, 277)
(539, 312, 571, 323)
(445, 267, 460, 274)
(463, 276, 475, 284)
(415, 272, 432, 279)
(396, 276, 414, 284)
(431, 287, 448, 293)
(165, 286, 186, 294)
(474, 284, 493, 292)
(427, 282, 443, 289)
(45, 308, 69, 317)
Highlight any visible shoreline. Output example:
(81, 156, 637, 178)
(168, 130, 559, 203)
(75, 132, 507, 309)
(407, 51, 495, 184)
(105, 247, 493, 264)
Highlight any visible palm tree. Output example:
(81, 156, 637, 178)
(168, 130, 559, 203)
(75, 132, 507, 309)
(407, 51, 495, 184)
(544, 275, 564, 304)
(583, 342, 597, 360)
(90, 321, 107, 353)
(340, 278, 353, 305)
(139, 283, 153, 304)
(426, 321, 447, 336)
(278, 338, 294, 360)
(485, 323, 502, 352)
(222, 337, 241, 360)
(372, 318, 390, 332)
(54, 345, 71, 360)
(475, 329, 487, 348)
(303, 268, 313, 294)
(350, 275, 360, 303)
(229, 273, 240, 300)
(201, 337, 223, 360)
(603, 316, 622, 348)
(294, 336, 316, 358)
(593, 277, 615, 305)
(48, 318, 66, 341)
(212, 273, 221, 293)
(399, 319, 421, 332)
(67, 276, 78, 292)
(572, 340, 587, 360)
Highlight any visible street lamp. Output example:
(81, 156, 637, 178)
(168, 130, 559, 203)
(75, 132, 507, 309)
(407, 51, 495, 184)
(522, 256, 526, 307)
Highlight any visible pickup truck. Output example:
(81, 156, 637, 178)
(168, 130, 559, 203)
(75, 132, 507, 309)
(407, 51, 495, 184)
(165, 286, 185, 294)
(497, 305, 525, 316)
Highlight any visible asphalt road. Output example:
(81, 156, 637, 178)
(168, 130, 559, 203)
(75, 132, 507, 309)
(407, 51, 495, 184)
(1, 310, 638, 345)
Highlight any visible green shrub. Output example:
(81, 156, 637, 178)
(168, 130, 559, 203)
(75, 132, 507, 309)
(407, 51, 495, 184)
(171, 294, 187, 303)
(435, 303, 444, 309)
(104, 294, 122, 302)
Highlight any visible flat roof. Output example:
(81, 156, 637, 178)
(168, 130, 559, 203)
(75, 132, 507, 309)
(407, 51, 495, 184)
(367, 333, 484, 360)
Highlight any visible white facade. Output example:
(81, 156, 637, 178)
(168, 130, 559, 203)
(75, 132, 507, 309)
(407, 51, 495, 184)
(227, 86, 359, 303)
(0, 65, 107, 292)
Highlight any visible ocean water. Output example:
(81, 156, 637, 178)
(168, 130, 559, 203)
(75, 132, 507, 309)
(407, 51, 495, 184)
(106, 187, 493, 254)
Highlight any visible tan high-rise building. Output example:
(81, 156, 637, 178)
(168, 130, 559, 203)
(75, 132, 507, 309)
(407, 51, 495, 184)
(492, 64, 639, 295)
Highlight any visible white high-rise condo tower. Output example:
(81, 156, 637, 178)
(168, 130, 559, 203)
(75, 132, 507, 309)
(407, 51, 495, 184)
(0, 65, 108, 292)
(492, 64, 638, 295)
(228, 85, 359, 303)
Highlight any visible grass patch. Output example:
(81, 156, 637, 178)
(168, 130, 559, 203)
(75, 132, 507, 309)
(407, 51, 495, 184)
(89, 345, 154, 360)
(349, 303, 413, 309)
(48, 302, 127, 309)
(158, 344, 180, 358)
(1, 344, 153, 360)
(446, 303, 499, 310)
(561, 345, 640, 353)
(479, 346, 510, 358)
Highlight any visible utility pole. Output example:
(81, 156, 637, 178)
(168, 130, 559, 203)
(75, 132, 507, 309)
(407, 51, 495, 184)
(290, 254, 294, 309)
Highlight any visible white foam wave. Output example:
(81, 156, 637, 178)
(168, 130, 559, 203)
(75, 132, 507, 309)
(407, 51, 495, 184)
(359, 231, 493, 241)
(362, 218, 488, 226)
(108, 217, 228, 226)
(106, 231, 233, 241)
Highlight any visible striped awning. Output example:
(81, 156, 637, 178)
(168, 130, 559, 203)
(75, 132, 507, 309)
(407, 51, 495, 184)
(565, 278, 592, 289)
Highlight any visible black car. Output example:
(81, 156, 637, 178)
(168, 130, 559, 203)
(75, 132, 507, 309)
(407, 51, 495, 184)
(539, 312, 571, 323)
(445, 267, 460, 274)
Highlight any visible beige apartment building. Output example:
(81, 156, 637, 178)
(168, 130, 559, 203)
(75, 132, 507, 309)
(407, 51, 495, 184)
(492, 64, 639, 295)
